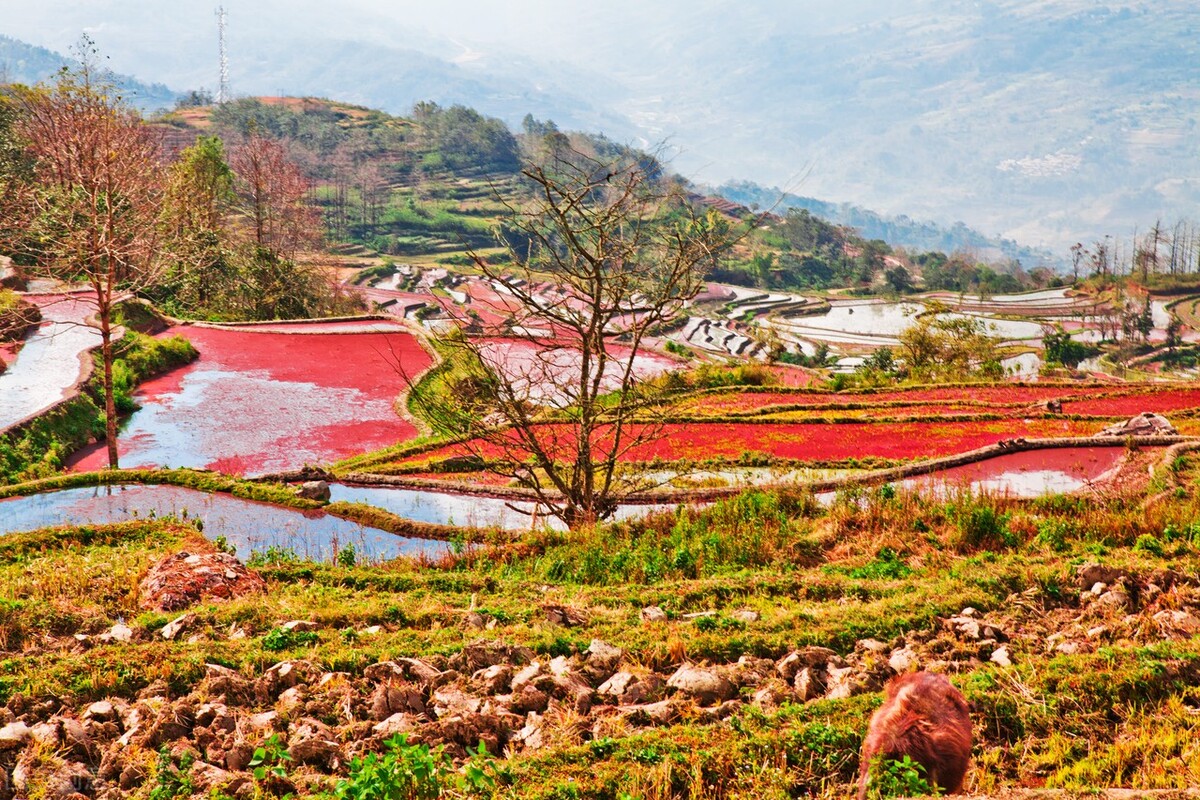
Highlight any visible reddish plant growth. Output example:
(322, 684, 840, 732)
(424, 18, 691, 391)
(682, 383, 1200, 420)
(1063, 387, 1200, 417)
(683, 385, 1078, 414)
(399, 417, 1099, 466)
(72, 323, 430, 475)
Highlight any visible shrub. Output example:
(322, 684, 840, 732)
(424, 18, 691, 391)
(334, 735, 502, 800)
(149, 747, 195, 800)
(1035, 519, 1072, 552)
(249, 733, 293, 787)
(953, 503, 1013, 550)
(261, 627, 319, 652)
(846, 547, 913, 580)
(864, 754, 940, 799)
(247, 545, 301, 567)
(1133, 534, 1164, 557)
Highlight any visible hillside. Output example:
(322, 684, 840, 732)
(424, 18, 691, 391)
(9, 2, 1200, 251)
(715, 181, 1059, 268)
(154, 96, 1051, 297)
(3, 462, 1200, 798)
(8, 52, 1200, 800)
(471, 0, 1200, 253)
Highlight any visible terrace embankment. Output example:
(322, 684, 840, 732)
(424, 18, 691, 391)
(337, 436, 1187, 505)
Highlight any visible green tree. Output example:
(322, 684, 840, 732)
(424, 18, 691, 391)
(1166, 316, 1184, 353)
(159, 135, 237, 310)
(899, 310, 1001, 380)
(884, 265, 913, 294)
(1042, 325, 1095, 368)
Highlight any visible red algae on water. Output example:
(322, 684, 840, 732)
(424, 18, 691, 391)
(401, 417, 1102, 466)
(71, 323, 432, 476)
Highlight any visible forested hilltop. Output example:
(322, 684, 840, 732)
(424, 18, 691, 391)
(154, 96, 1055, 297)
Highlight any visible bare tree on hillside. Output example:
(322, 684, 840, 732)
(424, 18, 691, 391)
(229, 131, 319, 260)
(0, 57, 167, 469)
(412, 150, 737, 528)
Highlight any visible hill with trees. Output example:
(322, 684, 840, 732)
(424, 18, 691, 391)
(715, 180, 1058, 269)
(155, 97, 1050, 299)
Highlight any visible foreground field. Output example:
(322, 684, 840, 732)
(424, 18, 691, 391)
(4, 464, 1200, 798)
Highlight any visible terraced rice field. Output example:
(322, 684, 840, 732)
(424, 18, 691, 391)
(70, 321, 431, 476)
(360, 380, 1198, 479)
(383, 417, 1100, 468)
(0, 294, 100, 431)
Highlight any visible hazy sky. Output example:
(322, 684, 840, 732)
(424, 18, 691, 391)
(4, 1, 1196, 250)
(0, 0, 876, 91)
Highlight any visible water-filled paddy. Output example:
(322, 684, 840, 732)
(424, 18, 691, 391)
(331, 483, 679, 532)
(70, 322, 431, 476)
(0, 295, 100, 430)
(775, 300, 1042, 345)
(0, 484, 447, 561)
(899, 446, 1125, 497)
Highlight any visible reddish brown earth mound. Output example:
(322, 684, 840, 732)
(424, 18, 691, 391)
(139, 550, 267, 612)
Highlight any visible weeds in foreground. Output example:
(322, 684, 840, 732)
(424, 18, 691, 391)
(334, 735, 506, 800)
(863, 755, 939, 799)
(149, 746, 195, 800)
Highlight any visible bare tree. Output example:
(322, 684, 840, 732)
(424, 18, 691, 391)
(1070, 242, 1084, 283)
(228, 131, 319, 260)
(414, 150, 734, 528)
(0, 59, 166, 469)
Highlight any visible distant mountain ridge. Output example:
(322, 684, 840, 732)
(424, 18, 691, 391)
(714, 181, 1059, 268)
(0, 34, 177, 111)
(5, 2, 1200, 253)
(0, 31, 1066, 267)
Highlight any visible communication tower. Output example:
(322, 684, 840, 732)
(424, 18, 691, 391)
(216, 6, 230, 104)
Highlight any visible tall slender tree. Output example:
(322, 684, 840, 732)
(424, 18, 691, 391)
(0, 58, 166, 469)
(160, 135, 236, 309)
(228, 131, 319, 261)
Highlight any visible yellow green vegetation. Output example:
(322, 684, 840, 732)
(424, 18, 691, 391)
(4, 470, 1200, 797)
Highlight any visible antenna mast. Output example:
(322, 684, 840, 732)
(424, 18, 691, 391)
(216, 5, 230, 104)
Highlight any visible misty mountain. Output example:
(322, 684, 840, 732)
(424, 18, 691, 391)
(715, 181, 1058, 268)
(517, 0, 1199, 256)
(0, 35, 177, 111)
(5, 0, 1200, 255)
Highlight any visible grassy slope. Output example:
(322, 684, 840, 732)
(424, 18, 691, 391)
(157, 100, 518, 270)
(5, 466, 1200, 797)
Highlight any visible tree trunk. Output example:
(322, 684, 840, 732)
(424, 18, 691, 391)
(101, 318, 119, 469)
